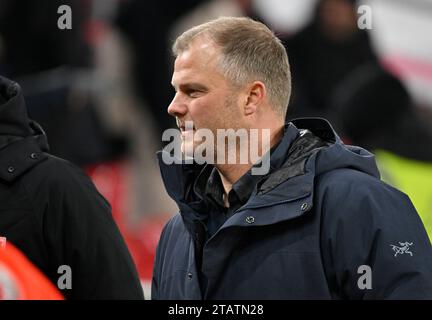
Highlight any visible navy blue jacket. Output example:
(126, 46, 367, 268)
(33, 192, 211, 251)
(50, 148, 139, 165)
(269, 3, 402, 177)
(153, 118, 432, 299)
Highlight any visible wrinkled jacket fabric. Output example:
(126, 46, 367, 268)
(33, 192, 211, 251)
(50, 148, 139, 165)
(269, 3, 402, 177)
(153, 118, 432, 299)
(0, 76, 144, 299)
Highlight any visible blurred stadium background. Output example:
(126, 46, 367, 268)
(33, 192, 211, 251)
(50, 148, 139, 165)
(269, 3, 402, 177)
(1, 0, 431, 298)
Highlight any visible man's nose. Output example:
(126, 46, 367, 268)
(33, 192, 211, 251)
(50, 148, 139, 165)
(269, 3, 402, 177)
(167, 94, 188, 117)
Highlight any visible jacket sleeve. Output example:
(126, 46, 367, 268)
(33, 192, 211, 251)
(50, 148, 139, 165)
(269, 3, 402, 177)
(319, 170, 432, 299)
(40, 159, 144, 300)
(151, 232, 163, 300)
(151, 215, 177, 300)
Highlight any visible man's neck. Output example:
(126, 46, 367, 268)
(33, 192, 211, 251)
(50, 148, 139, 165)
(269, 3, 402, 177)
(215, 124, 284, 196)
(217, 163, 251, 197)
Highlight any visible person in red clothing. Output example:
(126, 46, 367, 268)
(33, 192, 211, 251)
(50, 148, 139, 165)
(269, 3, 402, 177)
(0, 242, 63, 300)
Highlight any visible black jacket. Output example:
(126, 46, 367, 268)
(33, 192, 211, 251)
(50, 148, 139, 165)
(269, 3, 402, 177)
(0, 76, 144, 299)
(153, 119, 432, 299)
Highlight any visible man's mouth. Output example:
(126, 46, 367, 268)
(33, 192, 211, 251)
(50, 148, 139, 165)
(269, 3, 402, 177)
(180, 129, 195, 140)
(178, 123, 196, 133)
(180, 126, 194, 132)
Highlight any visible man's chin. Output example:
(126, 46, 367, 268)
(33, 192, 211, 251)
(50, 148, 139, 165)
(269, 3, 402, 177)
(181, 141, 215, 161)
(181, 142, 196, 159)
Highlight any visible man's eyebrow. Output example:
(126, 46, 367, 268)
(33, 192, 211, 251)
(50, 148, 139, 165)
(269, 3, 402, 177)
(173, 83, 208, 91)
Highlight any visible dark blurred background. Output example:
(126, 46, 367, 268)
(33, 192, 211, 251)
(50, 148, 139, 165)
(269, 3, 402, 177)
(1, 0, 432, 297)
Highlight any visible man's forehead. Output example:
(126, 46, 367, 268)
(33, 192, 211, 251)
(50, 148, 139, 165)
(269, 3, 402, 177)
(172, 40, 222, 86)
(174, 38, 220, 69)
(171, 68, 211, 89)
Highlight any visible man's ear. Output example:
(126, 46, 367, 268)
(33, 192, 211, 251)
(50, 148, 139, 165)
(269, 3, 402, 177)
(244, 81, 266, 116)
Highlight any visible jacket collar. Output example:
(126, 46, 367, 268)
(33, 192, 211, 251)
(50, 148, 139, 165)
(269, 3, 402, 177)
(222, 119, 333, 228)
(0, 132, 49, 183)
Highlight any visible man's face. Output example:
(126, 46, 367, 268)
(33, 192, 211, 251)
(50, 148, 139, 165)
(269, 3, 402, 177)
(168, 37, 244, 157)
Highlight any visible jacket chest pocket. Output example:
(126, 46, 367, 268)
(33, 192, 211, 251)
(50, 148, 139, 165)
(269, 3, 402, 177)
(202, 229, 331, 299)
(207, 250, 330, 299)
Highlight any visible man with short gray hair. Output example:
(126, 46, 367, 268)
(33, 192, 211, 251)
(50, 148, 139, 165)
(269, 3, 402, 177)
(153, 16, 432, 299)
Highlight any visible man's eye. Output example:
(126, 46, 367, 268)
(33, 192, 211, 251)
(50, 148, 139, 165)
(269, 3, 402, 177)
(187, 90, 201, 98)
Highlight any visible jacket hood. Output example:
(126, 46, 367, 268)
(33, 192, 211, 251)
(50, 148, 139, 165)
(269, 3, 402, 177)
(0, 76, 33, 138)
(0, 76, 49, 183)
(0, 76, 48, 148)
(291, 118, 380, 179)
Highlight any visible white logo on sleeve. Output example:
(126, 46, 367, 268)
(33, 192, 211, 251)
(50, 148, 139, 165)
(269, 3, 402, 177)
(390, 242, 413, 257)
